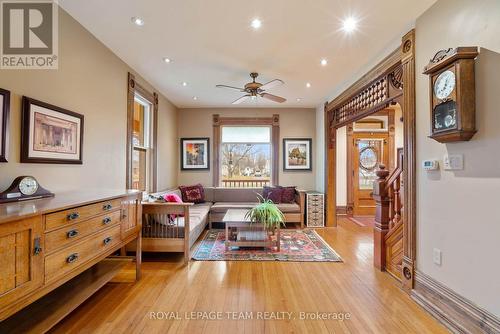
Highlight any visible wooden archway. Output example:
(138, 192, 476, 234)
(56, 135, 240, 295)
(324, 30, 416, 291)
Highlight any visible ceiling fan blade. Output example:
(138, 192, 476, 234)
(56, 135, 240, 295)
(260, 93, 286, 103)
(259, 79, 284, 91)
(216, 84, 245, 92)
(232, 95, 251, 104)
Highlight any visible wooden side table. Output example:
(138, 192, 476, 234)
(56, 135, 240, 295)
(223, 209, 280, 251)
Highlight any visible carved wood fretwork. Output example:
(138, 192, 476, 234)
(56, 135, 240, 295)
(328, 63, 403, 129)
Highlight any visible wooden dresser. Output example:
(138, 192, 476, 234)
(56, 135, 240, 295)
(0, 190, 142, 333)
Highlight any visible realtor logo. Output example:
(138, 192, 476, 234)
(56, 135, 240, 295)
(1, 0, 58, 69)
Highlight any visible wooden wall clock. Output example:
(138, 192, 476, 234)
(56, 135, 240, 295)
(0, 176, 54, 203)
(423, 47, 478, 143)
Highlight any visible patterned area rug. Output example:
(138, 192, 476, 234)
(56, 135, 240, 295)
(192, 229, 342, 262)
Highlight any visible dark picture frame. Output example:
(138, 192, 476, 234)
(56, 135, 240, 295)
(283, 138, 312, 171)
(180, 137, 210, 170)
(21, 96, 84, 164)
(0, 88, 10, 162)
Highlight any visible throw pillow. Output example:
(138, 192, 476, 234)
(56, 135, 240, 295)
(179, 184, 205, 203)
(263, 186, 283, 204)
(281, 186, 296, 203)
(163, 192, 184, 221)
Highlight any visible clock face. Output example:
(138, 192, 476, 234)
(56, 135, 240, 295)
(19, 177, 39, 196)
(434, 70, 456, 100)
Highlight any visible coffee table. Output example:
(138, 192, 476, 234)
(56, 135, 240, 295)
(223, 209, 280, 251)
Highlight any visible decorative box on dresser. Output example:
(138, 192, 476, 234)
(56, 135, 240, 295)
(305, 191, 325, 227)
(0, 190, 142, 333)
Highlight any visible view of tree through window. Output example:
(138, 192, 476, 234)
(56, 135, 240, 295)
(221, 126, 271, 188)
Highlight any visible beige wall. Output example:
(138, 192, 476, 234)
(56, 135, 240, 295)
(177, 108, 316, 190)
(415, 0, 500, 316)
(0, 10, 178, 193)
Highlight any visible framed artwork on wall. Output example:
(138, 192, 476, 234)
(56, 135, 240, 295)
(21, 96, 84, 164)
(283, 138, 312, 171)
(180, 137, 210, 170)
(0, 88, 10, 162)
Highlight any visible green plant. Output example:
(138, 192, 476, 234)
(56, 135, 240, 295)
(245, 194, 285, 230)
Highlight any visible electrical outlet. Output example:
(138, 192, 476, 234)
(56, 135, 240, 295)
(433, 248, 442, 266)
(443, 154, 464, 170)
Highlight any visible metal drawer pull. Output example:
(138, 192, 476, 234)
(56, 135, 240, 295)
(34, 237, 42, 255)
(103, 204, 113, 211)
(66, 229, 79, 238)
(67, 212, 80, 221)
(66, 253, 79, 264)
(102, 217, 112, 225)
(103, 237, 112, 245)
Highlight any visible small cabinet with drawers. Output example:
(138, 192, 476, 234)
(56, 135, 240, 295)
(306, 191, 325, 227)
(0, 190, 142, 332)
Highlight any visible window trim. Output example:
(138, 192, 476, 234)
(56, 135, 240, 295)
(127, 72, 158, 192)
(213, 114, 279, 187)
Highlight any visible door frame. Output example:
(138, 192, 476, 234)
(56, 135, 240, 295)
(324, 30, 416, 292)
(346, 109, 395, 215)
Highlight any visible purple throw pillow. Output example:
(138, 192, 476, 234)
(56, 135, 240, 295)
(263, 186, 283, 204)
(281, 186, 296, 203)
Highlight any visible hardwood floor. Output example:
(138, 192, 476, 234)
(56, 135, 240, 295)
(51, 218, 447, 334)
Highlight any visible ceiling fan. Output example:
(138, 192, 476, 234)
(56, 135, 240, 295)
(216, 72, 286, 104)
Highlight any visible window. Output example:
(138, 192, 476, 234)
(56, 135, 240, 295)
(126, 72, 158, 193)
(131, 94, 152, 192)
(220, 126, 272, 188)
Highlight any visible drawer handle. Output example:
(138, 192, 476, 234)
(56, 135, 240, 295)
(66, 253, 79, 264)
(103, 204, 113, 211)
(103, 237, 112, 246)
(102, 217, 112, 225)
(66, 229, 79, 238)
(67, 212, 80, 221)
(34, 237, 42, 255)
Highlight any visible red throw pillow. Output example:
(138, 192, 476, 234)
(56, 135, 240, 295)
(263, 186, 283, 204)
(179, 184, 205, 203)
(281, 186, 296, 203)
(163, 193, 184, 219)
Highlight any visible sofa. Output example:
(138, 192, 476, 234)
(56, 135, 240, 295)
(138, 186, 305, 264)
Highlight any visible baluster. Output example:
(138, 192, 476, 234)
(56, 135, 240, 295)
(393, 177, 401, 227)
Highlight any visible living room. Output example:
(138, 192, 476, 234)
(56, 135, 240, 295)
(1, 0, 499, 333)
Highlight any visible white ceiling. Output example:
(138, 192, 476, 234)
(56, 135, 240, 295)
(59, 0, 435, 108)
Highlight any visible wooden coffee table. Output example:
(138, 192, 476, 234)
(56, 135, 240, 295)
(223, 209, 280, 251)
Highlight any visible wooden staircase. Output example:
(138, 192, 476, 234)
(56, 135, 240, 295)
(373, 148, 404, 280)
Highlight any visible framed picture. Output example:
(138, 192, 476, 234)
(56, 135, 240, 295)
(0, 88, 10, 162)
(180, 138, 210, 170)
(21, 97, 84, 164)
(283, 138, 312, 171)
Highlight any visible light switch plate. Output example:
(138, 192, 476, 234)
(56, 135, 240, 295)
(443, 154, 464, 170)
(433, 248, 442, 266)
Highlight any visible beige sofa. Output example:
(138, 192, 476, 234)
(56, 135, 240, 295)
(139, 187, 305, 264)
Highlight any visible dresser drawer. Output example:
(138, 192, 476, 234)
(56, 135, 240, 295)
(45, 225, 121, 283)
(45, 210, 121, 254)
(45, 199, 122, 231)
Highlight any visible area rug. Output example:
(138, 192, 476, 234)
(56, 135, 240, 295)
(192, 229, 342, 262)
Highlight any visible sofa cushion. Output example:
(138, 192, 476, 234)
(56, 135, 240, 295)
(263, 186, 283, 203)
(276, 203, 301, 213)
(281, 186, 296, 204)
(179, 184, 205, 203)
(213, 188, 263, 203)
(210, 202, 257, 213)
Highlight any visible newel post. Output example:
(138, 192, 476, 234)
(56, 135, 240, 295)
(373, 164, 390, 270)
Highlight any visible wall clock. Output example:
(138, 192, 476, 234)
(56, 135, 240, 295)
(0, 176, 54, 203)
(423, 47, 478, 143)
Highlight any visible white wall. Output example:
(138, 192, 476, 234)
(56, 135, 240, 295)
(415, 0, 500, 316)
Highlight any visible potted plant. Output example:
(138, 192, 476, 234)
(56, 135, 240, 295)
(245, 194, 285, 231)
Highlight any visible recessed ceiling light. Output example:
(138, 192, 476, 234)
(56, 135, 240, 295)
(182, 82, 188, 87)
(251, 18, 262, 30)
(306, 82, 311, 88)
(193, 96, 198, 100)
(342, 17, 357, 32)
(163, 57, 172, 63)
(320, 58, 328, 66)
(296, 98, 302, 102)
(131, 17, 144, 26)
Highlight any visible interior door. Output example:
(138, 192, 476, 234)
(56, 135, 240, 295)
(352, 133, 389, 216)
